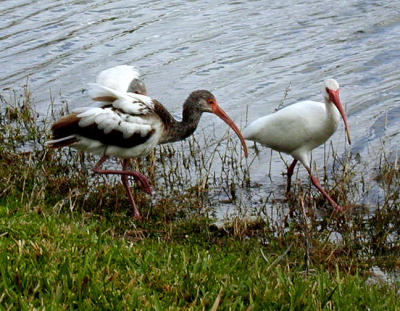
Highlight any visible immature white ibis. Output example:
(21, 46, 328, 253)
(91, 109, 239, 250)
(47, 65, 248, 219)
(243, 79, 351, 211)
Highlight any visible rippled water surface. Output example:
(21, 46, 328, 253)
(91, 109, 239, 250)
(1, 0, 400, 215)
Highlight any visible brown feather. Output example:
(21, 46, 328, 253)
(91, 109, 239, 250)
(93, 96, 116, 102)
(48, 113, 80, 148)
(51, 113, 80, 137)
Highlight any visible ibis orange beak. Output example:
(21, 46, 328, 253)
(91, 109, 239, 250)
(329, 89, 351, 145)
(212, 103, 248, 157)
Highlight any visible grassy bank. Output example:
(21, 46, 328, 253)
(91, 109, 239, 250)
(1, 86, 400, 309)
(1, 203, 399, 310)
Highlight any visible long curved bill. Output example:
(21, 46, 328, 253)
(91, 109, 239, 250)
(329, 90, 352, 145)
(212, 104, 248, 158)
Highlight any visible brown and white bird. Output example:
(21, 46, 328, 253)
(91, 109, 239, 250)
(47, 65, 248, 219)
(243, 79, 351, 211)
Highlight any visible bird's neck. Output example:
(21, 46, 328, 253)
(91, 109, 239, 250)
(325, 99, 341, 128)
(158, 100, 202, 144)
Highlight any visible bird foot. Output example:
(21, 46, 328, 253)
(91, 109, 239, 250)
(333, 204, 345, 213)
(131, 173, 152, 195)
(132, 212, 142, 221)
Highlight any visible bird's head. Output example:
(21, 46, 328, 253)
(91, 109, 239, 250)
(323, 78, 340, 103)
(128, 78, 147, 95)
(186, 90, 248, 157)
(323, 79, 351, 145)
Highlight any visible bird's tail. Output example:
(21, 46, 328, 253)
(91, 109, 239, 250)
(46, 113, 80, 148)
(46, 136, 77, 148)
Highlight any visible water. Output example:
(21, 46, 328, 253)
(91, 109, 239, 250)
(1, 0, 400, 216)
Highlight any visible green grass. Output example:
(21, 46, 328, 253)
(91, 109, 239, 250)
(1, 202, 399, 310)
(1, 86, 400, 310)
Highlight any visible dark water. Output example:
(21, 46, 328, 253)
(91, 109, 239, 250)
(1, 0, 400, 216)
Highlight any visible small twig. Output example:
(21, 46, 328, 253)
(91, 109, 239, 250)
(210, 287, 223, 311)
(301, 197, 311, 274)
(261, 242, 294, 273)
(321, 285, 338, 309)
(275, 82, 292, 111)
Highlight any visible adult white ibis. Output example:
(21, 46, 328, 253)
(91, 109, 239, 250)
(243, 79, 351, 211)
(47, 65, 248, 219)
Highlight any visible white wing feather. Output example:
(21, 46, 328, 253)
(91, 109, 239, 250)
(75, 107, 154, 138)
(87, 83, 154, 114)
(96, 65, 140, 93)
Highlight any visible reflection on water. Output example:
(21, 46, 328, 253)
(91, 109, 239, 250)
(1, 0, 400, 215)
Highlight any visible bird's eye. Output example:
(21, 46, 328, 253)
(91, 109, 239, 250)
(208, 99, 215, 105)
(325, 87, 330, 93)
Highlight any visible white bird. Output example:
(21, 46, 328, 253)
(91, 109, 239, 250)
(243, 79, 351, 211)
(47, 65, 248, 219)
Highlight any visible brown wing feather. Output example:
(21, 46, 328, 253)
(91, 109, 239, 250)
(51, 113, 80, 139)
(47, 113, 80, 148)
